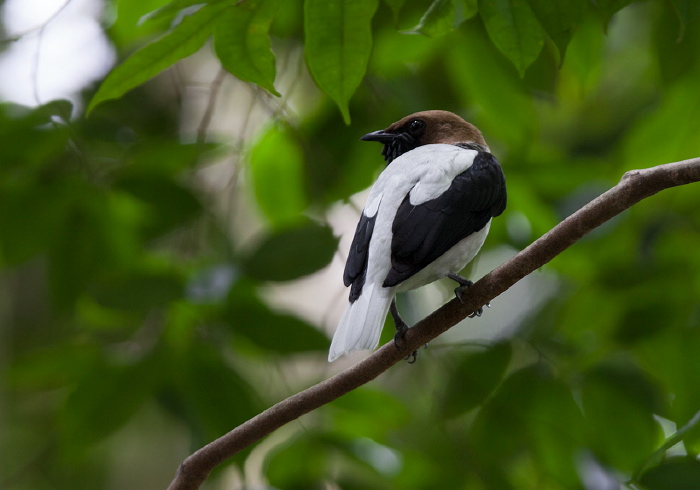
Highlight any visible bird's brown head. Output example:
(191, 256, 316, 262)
(360, 110, 487, 164)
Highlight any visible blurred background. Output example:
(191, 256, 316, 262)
(1, 0, 700, 488)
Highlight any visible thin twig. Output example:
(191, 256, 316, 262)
(196, 67, 228, 146)
(167, 157, 700, 490)
(31, 0, 75, 105)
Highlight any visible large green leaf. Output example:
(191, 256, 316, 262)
(60, 353, 157, 451)
(526, 0, 584, 58)
(242, 221, 338, 282)
(228, 294, 329, 353)
(304, 0, 379, 123)
(248, 124, 307, 228)
(580, 363, 663, 472)
(640, 457, 700, 490)
(88, 269, 185, 311)
(671, 0, 700, 26)
(88, 2, 229, 113)
(214, 0, 281, 95)
(478, 0, 546, 76)
(441, 342, 512, 417)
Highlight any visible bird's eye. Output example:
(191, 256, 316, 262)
(408, 119, 425, 134)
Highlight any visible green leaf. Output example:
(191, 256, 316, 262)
(88, 269, 185, 310)
(214, 0, 281, 96)
(116, 175, 203, 238)
(139, 0, 217, 27)
(243, 221, 338, 282)
(594, 0, 636, 29)
(304, 0, 379, 123)
(228, 294, 329, 353)
(60, 354, 157, 450)
(671, 0, 700, 26)
(526, 0, 584, 58)
(640, 457, 700, 490)
(442, 342, 512, 417)
(383, 0, 407, 22)
(580, 363, 662, 472)
(469, 364, 585, 486)
(165, 345, 261, 446)
(405, 0, 457, 37)
(248, 124, 307, 227)
(34, 99, 74, 122)
(478, 0, 546, 76)
(88, 2, 229, 113)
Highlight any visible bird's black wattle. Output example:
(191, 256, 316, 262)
(383, 151, 507, 288)
(361, 130, 420, 164)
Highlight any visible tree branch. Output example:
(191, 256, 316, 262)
(167, 157, 700, 490)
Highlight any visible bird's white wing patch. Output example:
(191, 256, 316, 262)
(406, 145, 478, 205)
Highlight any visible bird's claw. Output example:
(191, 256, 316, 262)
(450, 273, 490, 318)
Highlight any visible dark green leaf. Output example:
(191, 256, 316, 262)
(640, 457, 700, 490)
(594, 0, 636, 29)
(671, 0, 700, 26)
(243, 221, 338, 282)
(478, 0, 546, 76)
(89, 269, 184, 310)
(88, 2, 229, 113)
(526, 0, 584, 58)
(214, 0, 281, 95)
(0, 183, 73, 265)
(304, 0, 379, 123)
(442, 342, 512, 417)
(34, 99, 74, 123)
(471, 364, 584, 475)
(580, 363, 662, 472)
(248, 124, 307, 227)
(383, 0, 407, 21)
(163, 345, 261, 446)
(116, 175, 203, 237)
(60, 354, 157, 450)
(229, 295, 329, 353)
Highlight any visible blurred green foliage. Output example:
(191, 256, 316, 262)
(1, 0, 700, 489)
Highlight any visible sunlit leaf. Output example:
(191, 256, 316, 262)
(88, 2, 228, 113)
(304, 0, 379, 123)
(214, 0, 281, 96)
(248, 124, 307, 227)
(478, 0, 546, 76)
(243, 221, 338, 282)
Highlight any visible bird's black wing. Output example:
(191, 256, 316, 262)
(383, 151, 506, 288)
(343, 211, 377, 303)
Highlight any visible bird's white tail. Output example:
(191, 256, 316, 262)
(328, 283, 393, 362)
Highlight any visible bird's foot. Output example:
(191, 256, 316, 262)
(448, 272, 487, 318)
(392, 321, 418, 362)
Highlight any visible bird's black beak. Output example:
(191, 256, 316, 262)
(360, 130, 397, 143)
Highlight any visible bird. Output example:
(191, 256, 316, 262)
(328, 110, 507, 362)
